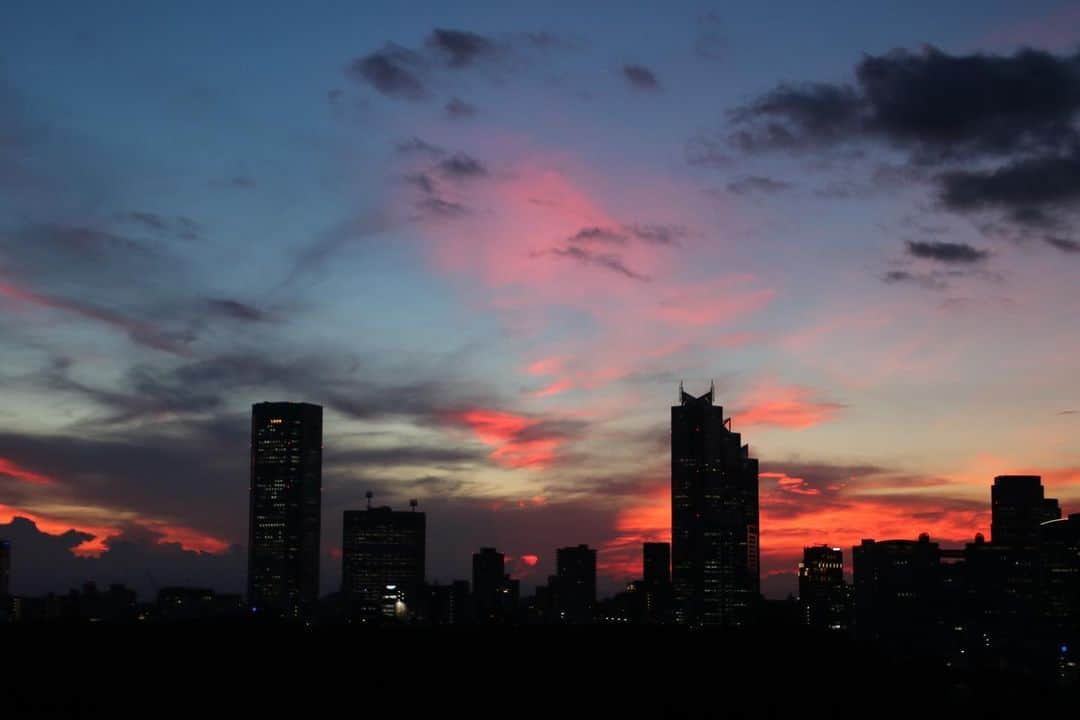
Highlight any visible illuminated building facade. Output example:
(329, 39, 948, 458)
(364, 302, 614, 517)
(798, 545, 847, 630)
(247, 402, 323, 616)
(341, 504, 426, 618)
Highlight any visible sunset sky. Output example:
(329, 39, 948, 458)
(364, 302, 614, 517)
(1, 0, 1079, 599)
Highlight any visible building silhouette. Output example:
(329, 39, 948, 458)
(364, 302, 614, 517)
(247, 401, 323, 616)
(1041, 514, 1080, 647)
(555, 544, 597, 623)
(671, 384, 760, 626)
(799, 545, 847, 631)
(642, 542, 672, 623)
(424, 580, 472, 625)
(0, 539, 9, 598)
(853, 535, 943, 649)
(644, 542, 670, 586)
(0, 539, 9, 623)
(472, 548, 518, 623)
(341, 501, 426, 619)
(992, 475, 1061, 545)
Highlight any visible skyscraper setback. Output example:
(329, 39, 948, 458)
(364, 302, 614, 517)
(247, 402, 323, 616)
(670, 384, 760, 627)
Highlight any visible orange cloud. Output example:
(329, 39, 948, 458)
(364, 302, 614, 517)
(0, 457, 54, 485)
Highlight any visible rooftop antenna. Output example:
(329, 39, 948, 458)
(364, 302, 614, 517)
(678, 380, 684, 402)
(365, 490, 373, 510)
(709, 379, 715, 402)
(409, 499, 418, 512)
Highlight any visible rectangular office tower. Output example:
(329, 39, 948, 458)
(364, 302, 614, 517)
(671, 384, 760, 627)
(0, 539, 9, 597)
(341, 504, 426, 618)
(247, 402, 323, 616)
(799, 546, 846, 630)
(991, 475, 1061, 546)
(555, 544, 597, 624)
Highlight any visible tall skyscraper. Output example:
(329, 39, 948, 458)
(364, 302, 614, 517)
(555, 544, 597, 624)
(247, 402, 322, 616)
(0, 540, 10, 598)
(798, 545, 847, 630)
(642, 542, 672, 623)
(991, 475, 1061, 545)
(671, 384, 760, 627)
(472, 547, 518, 623)
(643, 542, 671, 586)
(341, 502, 426, 619)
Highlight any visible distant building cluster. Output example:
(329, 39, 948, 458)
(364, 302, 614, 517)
(1, 391, 1077, 679)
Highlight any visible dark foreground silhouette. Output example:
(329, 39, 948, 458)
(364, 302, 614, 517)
(2, 621, 1076, 718)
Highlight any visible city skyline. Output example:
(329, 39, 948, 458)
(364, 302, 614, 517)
(1, 2, 1080, 602)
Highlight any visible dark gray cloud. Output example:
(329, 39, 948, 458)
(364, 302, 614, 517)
(550, 246, 648, 281)
(404, 172, 436, 194)
(1045, 235, 1080, 252)
(728, 46, 1080, 252)
(569, 226, 627, 245)
(731, 47, 1080, 159)
(395, 136, 446, 156)
(348, 28, 556, 101)
(730, 82, 862, 152)
(445, 97, 477, 118)
(622, 64, 660, 90)
(566, 224, 684, 247)
(117, 211, 168, 232)
(881, 269, 947, 290)
(348, 44, 427, 99)
(905, 240, 989, 264)
(684, 132, 732, 167)
(425, 28, 498, 68)
(938, 148, 1080, 222)
(627, 224, 686, 245)
(205, 298, 269, 323)
(417, 196, 469, 218)
(437, 152, 487, 179)
(727, 175, 794, 195)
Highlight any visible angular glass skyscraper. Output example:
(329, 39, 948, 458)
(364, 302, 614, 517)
(248, 402, 322, 616)
(671, 384, 759, 626)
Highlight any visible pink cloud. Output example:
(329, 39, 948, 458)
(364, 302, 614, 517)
(733, 383, 844, 429)
(0, 457, 54, 485)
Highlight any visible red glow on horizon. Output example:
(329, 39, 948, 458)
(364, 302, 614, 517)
(0, 504, 230, 557)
